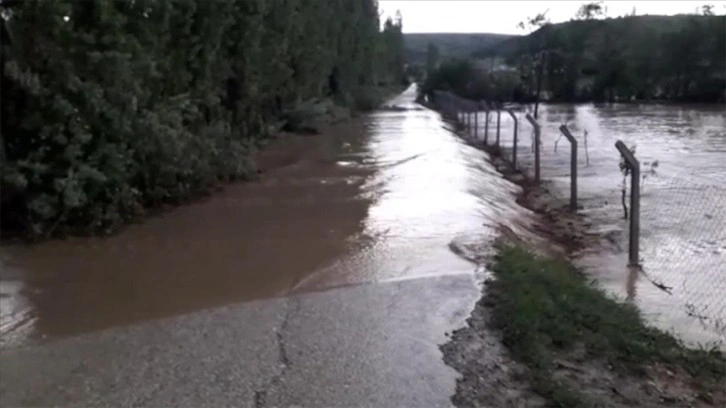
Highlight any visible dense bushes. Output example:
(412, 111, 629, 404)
(0, 0, 405, 238)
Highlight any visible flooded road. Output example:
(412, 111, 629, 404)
(0, 85, 535, 349)
(4, 86, 722, 407)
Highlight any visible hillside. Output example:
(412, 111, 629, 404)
(476, 14, 724, 60)
(404, 33, 515, 64)
(468, 13, 726, 102)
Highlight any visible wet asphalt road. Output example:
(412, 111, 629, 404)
(1, 274, 478, 407)
(1, 87, 521, 406)
(6, 89, 722, 406)
(4, 89, 723, 407)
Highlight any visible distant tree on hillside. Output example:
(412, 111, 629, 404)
(518, 11, 551, 118)
(426, 42, 440, 75)
(576, 2, 606, 20)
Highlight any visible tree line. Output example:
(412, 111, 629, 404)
(421, 3, 725, 110)
(0, 0, 406, 238)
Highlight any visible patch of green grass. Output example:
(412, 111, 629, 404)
(488, 245, 726, 407)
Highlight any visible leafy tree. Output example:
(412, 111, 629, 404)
(576, 2, 605, 20)
(426, 42, 440, 75)
(517, 11, 552, 117)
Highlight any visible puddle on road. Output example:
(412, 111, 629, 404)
(0, 86, 537, 348)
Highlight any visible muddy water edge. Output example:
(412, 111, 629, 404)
(1, 86, 540, 349)
(0, 119, 373, 347)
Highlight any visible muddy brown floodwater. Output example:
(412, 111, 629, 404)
(0, 86, 540, 349)
(493, 102, 726, 347)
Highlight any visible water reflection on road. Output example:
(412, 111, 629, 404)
(0, 86, 535, 348)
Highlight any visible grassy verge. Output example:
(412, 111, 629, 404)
(488, 245, 726, 407)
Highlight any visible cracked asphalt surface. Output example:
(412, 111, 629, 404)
(1, 275, 478, 407)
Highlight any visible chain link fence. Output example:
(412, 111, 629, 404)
(639, 178, 726, 342)
(429, 91, 726, 347)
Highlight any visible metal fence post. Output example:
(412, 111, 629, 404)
(461, 101, 466, 127)
(558, 125, 578, 211)
(615, 141, 641, 267)
(525, 114, 541, 183)
(443, 92, 449, 117)
(460, 98, 465, 125)
(495, 106, 501, 149)
(474, 109, 479, 139)
(506, 109, 518, 170)
(484, 104, 490, 145)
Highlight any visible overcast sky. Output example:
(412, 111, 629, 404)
(378, 1, 726, 34)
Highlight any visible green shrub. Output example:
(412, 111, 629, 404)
(1, 0, 405, 238)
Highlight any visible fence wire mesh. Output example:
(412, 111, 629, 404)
(639, 179, 726, 342)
